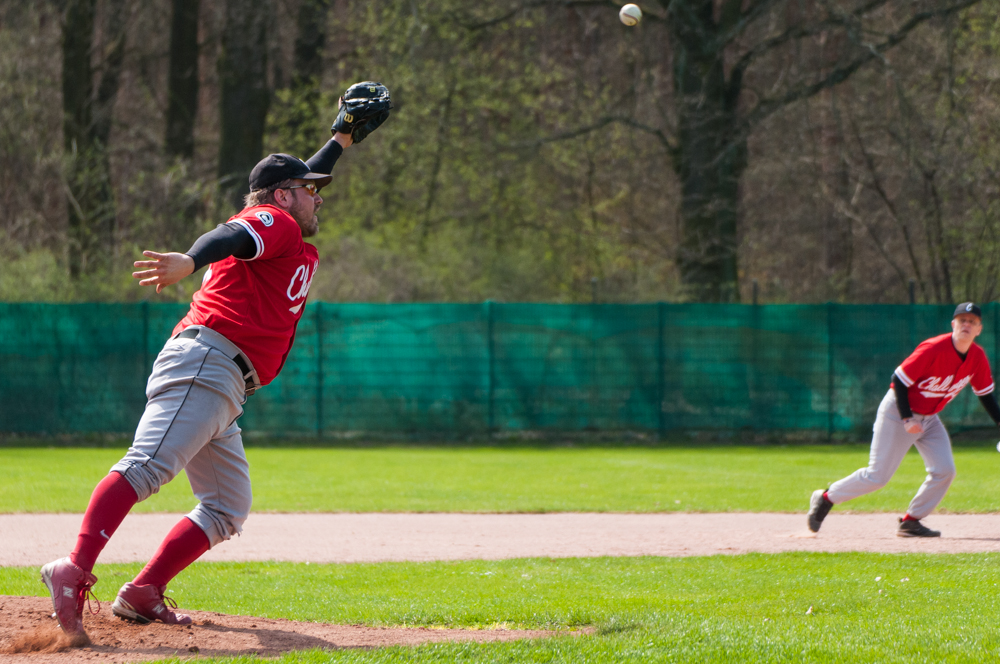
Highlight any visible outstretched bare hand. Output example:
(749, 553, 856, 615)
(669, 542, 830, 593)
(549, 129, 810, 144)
(133, 251, 195, 293)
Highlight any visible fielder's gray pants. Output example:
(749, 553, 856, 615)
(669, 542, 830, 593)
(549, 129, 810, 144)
(111, 326, 254, 547)
(826, 389, 955, 520)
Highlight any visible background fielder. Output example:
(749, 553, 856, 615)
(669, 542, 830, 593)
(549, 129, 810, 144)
(808, 303, 1000, 537)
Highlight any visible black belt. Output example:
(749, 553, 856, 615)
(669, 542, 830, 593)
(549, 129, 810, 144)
(176, 328, 258, 395)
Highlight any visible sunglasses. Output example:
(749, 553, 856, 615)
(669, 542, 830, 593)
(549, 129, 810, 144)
(284, 182, 319, 196)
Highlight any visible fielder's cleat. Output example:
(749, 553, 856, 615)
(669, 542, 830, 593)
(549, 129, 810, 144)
(896, 518, 941, 538)
(112, 582, 192, 625)
(40, 557, 99, 641)
(807, 489, 834, 533)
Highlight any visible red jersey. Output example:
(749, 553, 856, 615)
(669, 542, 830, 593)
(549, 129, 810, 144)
(894, 333, 994, 416)
(174, 205, 319, 385)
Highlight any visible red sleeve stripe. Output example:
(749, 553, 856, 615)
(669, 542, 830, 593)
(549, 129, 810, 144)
(974, 383, 995, 396)
(895, 367, 914, 387)
(228, 219, 264, 260)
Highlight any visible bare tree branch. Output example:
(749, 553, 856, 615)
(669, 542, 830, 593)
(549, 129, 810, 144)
(461, 0, 663, 31)
(510, 115, 677, 153)
(834, 198, 910, 292)
(740, 0, 980, 141)
(849, 116, 928, 298)
(728, 0, 892, 84)
(714, 0, 787, 49)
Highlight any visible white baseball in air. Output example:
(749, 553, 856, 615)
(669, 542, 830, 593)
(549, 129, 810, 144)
(619, 3, 642, 26)
(996, 440, 1000, 453)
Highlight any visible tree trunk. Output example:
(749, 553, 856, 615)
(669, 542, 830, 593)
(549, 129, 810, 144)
(62, 0, 117, 279)
(815, 31, 853, 301)
(165, 0, 200, 159)
(93, 0, 126, 148)
(293, 0, 329, 88)
(660, 0, 975, 302)
(61, 0, 94, 158)
(217, 0, 271, 210)
(669, 2, 746, 303)
(282, 0, 330, 144)
(817, 88, 853, 300)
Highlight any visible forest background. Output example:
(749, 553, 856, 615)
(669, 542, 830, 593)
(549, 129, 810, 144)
(1, 0, 997, 305)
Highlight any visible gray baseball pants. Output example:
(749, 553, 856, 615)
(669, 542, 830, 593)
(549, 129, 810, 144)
(111, 326, 257, 547)
(826, 389, 955, 520)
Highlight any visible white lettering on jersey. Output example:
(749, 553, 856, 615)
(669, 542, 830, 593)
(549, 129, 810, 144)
(917, 375, 971, 400)
(286, 261, 316, 313)
(286, 265, 308, 300)
(202, 265, 213, 285)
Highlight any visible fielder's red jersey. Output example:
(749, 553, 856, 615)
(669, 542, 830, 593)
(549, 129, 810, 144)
(173, 204, 318, 385)
(894, 333, 994, 415)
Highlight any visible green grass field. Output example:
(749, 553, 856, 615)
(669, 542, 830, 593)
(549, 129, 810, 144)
(4, 554, 1000, 662)
(5, 444, 1000, 662)
(3, 444, 1000, 513)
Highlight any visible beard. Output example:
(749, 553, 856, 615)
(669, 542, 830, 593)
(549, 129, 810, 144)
(289, 199, 319, 237)
(298, 214, 319, 238)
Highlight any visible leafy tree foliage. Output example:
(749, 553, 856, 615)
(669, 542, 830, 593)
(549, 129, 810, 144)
(0, 0, 995, 304)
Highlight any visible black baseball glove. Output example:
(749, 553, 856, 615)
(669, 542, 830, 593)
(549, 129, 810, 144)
(331, 81, 393, 144)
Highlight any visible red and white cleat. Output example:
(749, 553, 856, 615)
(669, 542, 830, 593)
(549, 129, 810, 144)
(40, 557, 99, 642)
(111, 583, 193, 625)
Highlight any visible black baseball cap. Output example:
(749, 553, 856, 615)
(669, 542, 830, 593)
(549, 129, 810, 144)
(953, 302, 982, 319)
(249, 153, 333, 192)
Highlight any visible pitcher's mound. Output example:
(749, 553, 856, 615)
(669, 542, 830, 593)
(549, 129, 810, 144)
(0, 596, 576, 663)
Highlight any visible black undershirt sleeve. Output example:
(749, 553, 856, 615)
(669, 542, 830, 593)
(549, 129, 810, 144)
(184, 139, 340, 272)
(979, 392, 1000, 425)
(891, 373, 914, 419)
(305, 139, 344, 174)
(184, 223, 256, 272)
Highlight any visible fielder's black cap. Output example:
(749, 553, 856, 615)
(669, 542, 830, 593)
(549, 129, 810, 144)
(954, 302, 982, 319)
(249, 153, 332, 192)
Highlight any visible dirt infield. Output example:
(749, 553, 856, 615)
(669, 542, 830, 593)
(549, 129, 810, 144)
(2, 512, 1000, 567)
(0, 596, 573, 663)
(3, 511, 999, 661)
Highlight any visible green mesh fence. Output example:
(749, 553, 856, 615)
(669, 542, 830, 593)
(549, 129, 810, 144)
(1, 302, 997, 437)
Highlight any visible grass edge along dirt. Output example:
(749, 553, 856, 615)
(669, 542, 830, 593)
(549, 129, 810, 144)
(4, 553, 1000, 663)
(5, 445, 1000, 514)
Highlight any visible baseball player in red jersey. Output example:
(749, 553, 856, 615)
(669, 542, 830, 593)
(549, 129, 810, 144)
(36, 104, 384, 641)
(808, 303, 1000, 537)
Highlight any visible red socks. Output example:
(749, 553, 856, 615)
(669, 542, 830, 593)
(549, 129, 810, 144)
(822, 491, 832, 504)
(70, 472, 139, 573)
(69, 472, 210, 586)
(133, 517, 210, 588)
(902, 514, 918, 522)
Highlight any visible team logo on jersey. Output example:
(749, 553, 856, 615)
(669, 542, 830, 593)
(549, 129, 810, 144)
(255, 211, 274, 227)
(286, 260, 317, 314)
(917, 375, 971, 401)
